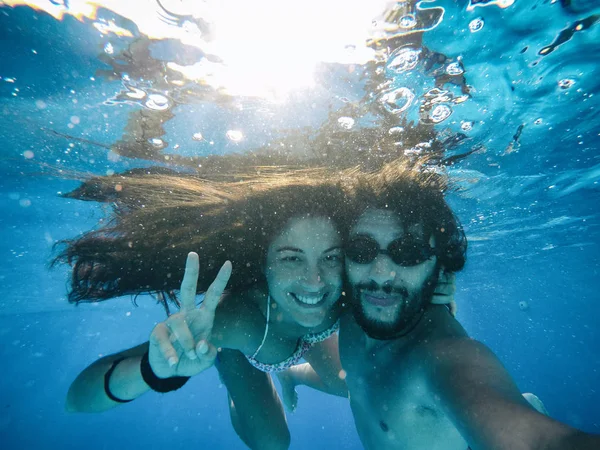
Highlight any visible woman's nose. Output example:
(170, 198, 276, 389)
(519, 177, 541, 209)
(301, 265, 325, 290)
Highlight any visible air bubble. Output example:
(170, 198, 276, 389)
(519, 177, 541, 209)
(104, 43, 114, 55)
(150, 138, 164, 147)
(430, 105, 452, 123)
(388, 126, 405, 135)
(469, 17, 484, 33)
(446, 62, 464, 76)
(338, 117, 355, 130)
(387, 47, 421, 73)
(379, 87, 415, 114)
(226, 130, 244, 142)
(399, 14, 417, 29)
(145, 94, 169, 111)
(461, 121, 474, 131)
(126, 87, 146, 99)
(518, 300, 529, 311)
(23, 150, 34, 159)
(192, 132, 204, 141)
(558, 78, 575, 89)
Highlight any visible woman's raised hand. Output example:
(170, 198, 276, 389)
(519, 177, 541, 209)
(431, 271, 457, 316)
(148, 252, 232, 378)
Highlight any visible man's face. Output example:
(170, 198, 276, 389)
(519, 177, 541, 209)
(346, 208, 439, 339)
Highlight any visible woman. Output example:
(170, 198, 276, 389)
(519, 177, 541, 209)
(59, 168, 354, 449)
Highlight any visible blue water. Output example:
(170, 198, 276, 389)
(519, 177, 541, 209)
(1, 1, 599, 449)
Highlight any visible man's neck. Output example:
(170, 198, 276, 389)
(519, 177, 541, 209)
(360, 305, 451, 353)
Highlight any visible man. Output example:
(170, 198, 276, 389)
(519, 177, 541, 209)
(335, 167, 600, 450)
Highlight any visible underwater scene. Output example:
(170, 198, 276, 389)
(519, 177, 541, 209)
(0, 0, 599, 449)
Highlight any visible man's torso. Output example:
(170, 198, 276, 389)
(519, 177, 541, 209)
(339, 307, 469, 450)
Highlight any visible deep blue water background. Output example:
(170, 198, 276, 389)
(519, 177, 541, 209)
(1, 1, 599, 449)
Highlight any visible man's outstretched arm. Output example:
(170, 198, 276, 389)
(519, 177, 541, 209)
(426, 337, 600, 450)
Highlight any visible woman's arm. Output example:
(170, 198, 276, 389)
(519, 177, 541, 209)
(300, 334, 348, 397)
(276, 335, 348, 412)
(66, 343, 151, 412)
(217, 349, 290, 450)
(66, 254, 229, 413)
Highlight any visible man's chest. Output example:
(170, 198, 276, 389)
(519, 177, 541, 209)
(340, 333, 466, 449)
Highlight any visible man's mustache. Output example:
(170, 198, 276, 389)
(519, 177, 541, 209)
(355, 281, 408, 297)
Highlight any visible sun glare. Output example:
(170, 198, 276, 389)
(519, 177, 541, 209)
(4, 0, 390, 99)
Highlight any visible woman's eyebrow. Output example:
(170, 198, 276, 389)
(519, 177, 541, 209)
(324, 246, 343, 253)
(276, 246, 303, 253)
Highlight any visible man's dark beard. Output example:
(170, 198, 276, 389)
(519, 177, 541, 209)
(351, 269, 439, 340)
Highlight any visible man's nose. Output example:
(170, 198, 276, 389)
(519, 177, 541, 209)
(368, 254, 397, 285)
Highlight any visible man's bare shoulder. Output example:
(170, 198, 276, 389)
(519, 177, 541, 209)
(411, 306, 504, 384)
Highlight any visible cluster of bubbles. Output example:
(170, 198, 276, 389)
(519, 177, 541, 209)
(182, 131, 244, 144)
(420, 88, 469, 125)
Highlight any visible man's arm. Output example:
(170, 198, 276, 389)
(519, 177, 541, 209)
(66, 343, 151, 412)
(426, 337, 600, 450)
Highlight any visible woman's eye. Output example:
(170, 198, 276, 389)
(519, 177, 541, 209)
(280, 256, 301, 263)
(324, 254, 343, 264)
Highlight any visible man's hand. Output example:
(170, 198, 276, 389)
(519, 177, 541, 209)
(148, 252, 232, 378)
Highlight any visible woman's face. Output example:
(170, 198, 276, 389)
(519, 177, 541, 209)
(265, 216, 343, 328)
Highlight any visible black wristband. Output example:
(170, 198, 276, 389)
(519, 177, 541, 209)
(140, 350, 190, 393)
(104, 357, 134, 403)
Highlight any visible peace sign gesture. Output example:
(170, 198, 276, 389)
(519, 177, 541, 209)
(148, 252, 232, 378)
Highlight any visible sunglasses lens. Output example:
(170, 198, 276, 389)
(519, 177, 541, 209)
(347, 238, 379, 264)
(388, 240, 433, 266)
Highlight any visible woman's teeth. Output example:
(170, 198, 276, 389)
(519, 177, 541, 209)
(292, 293, 325, 305)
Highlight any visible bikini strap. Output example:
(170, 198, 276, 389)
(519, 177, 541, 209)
(250, 294, 271, 359)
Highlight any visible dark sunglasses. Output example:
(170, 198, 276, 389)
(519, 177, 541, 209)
(346, 235, 437, 267)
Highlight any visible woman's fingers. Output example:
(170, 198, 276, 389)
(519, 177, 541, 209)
(150, 322, 179, 367)
(202, 260, 232, 312)
(167, 316, 198, 361)
(180, 252, 200, 312)
(195, 339, 217, 363)
(432, 271, 456, 305)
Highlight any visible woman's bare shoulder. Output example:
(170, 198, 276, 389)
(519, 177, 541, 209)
(212, 287, 267, 353)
